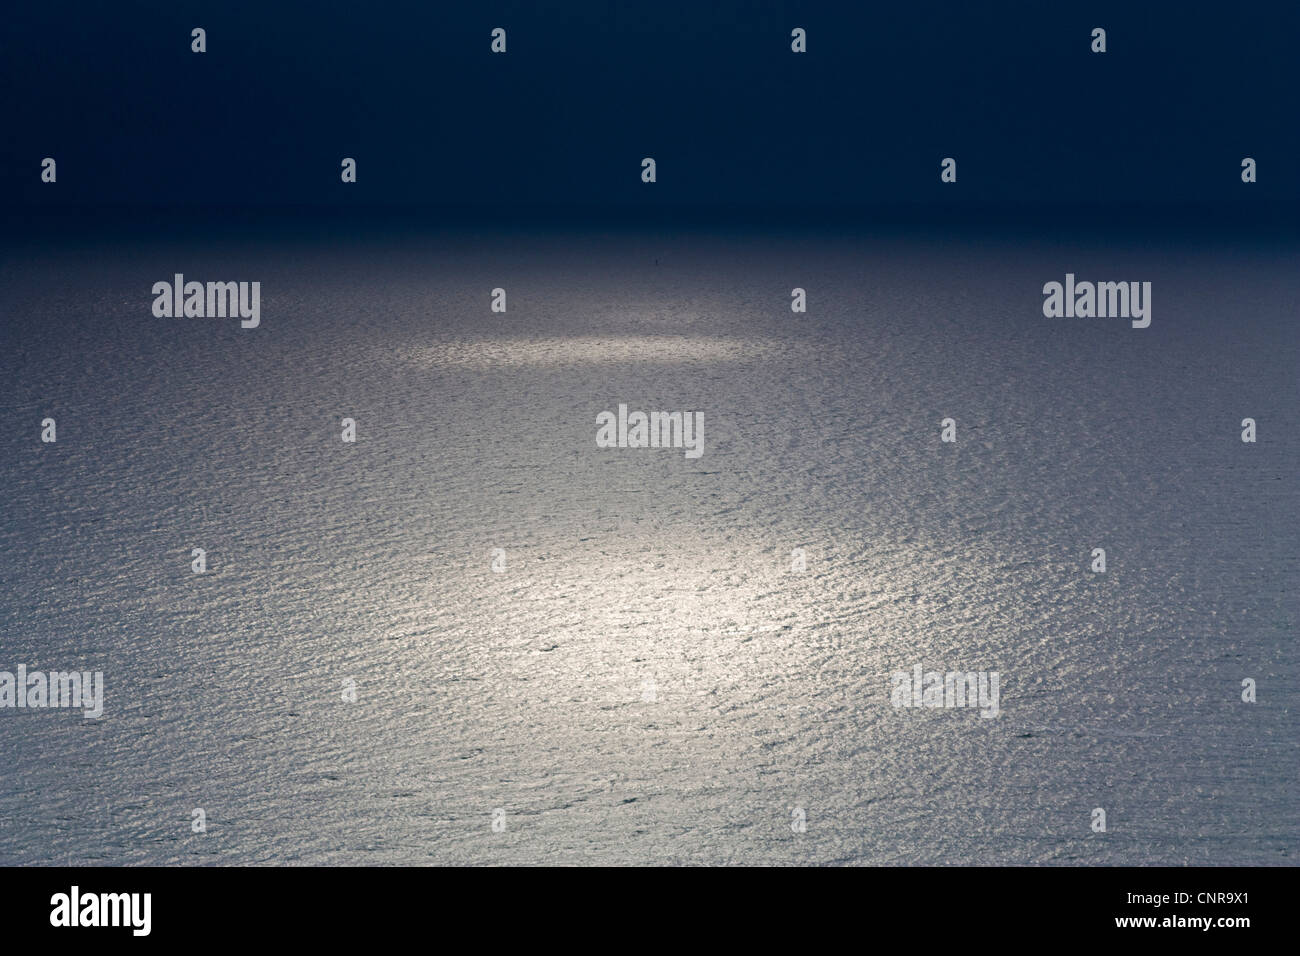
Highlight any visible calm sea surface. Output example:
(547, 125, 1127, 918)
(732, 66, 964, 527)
(1, 226, 1295, 864)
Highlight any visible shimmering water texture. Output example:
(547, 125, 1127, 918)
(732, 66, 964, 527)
(0, 228, 1295, 864)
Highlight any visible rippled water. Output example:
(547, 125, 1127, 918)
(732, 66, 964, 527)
(1, 226, 1295, 864)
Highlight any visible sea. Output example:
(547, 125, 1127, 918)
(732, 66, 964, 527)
(1, 216, 1295, 864)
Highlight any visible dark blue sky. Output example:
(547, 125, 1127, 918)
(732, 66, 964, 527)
(3, 1, 1297, 211)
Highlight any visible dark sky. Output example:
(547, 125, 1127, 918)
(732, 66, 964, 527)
(3, 0, 1297, 211)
